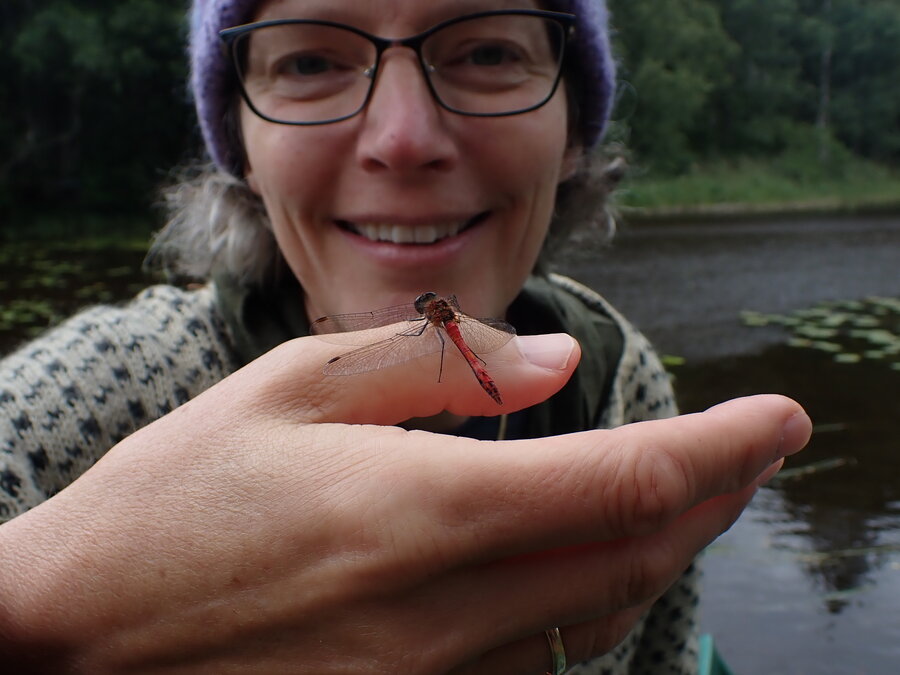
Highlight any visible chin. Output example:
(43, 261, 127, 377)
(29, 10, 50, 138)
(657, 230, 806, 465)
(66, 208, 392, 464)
(313, 267, 513, 320)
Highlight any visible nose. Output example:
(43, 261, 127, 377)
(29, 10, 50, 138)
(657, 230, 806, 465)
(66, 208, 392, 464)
(355, 49, 458, 174)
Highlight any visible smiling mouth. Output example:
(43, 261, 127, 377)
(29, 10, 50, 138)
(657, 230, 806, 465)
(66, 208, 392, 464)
(337, 212, 489, 245)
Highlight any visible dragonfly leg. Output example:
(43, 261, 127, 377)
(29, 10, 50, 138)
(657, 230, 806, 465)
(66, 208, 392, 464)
(436, 330, 446, 383)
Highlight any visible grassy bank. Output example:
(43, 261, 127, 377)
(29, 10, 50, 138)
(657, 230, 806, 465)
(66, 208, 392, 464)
(5, 155, 899, 238)
(1, 211, 157, 248)
(617, 155, 900, 218)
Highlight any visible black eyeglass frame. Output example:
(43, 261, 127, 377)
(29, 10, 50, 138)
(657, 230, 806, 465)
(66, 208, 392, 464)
(219, 9, 577, 126)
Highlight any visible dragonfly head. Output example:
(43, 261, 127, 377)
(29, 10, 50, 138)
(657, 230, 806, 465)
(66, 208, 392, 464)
(414, 292, 439, 315)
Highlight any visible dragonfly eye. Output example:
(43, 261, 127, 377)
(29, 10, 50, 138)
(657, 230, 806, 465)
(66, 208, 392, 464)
(414, 291, 439, 314)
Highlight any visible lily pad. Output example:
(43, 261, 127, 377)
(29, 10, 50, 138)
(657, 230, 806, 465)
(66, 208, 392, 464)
(742, 296, 900, 371)
(812, 341, 843, 353)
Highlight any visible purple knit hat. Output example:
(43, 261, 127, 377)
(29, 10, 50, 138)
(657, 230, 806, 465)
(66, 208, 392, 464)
(190, 0, 616, 176)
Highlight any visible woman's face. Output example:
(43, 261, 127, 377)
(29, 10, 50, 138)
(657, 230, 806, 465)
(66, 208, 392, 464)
(241, 0, 579, 320)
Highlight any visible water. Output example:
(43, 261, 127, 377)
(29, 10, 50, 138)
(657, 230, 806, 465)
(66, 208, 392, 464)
(0, 239, 155, 355)
(563, 213, 900, 674)
(2, 214, 899, 672)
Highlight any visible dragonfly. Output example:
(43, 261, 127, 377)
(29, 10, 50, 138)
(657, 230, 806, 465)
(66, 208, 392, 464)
(311, 292, 516, 405)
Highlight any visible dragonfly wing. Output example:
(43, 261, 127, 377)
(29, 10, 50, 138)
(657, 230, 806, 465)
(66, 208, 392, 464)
(312, 321, 425, 347)
(311, 303, 422, 334)
(456, 315, 516, 354)
(323, 327, 444, 375)
(312, 303, 428, 346)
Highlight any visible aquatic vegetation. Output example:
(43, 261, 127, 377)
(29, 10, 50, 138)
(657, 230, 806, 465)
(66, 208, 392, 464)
(0, 299, 60, 334)
(661, 354, 686, 367)
(0, 241, 154, 354)
(741, 297, 900, 369)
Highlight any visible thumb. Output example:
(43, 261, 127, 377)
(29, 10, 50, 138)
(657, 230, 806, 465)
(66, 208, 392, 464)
(238, 329, 581, 425)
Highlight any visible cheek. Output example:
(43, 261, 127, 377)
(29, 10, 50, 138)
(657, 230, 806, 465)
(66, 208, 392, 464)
(244, 131, 333, 218)
(482, 105, 570, 198)
(245, 131, 298, 189)
(242, 106, 331, 196)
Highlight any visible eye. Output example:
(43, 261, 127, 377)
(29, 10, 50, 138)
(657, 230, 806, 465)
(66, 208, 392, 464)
(467, 43, 521, 66)
(278, 53, 335, 77)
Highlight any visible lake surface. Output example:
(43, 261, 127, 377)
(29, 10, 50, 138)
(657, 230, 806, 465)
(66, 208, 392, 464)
(2, 213, 898, 673)
(562, 213, 900, 674)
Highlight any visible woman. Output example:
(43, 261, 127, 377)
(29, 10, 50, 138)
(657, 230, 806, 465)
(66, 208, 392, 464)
(0, 0, 810, 672)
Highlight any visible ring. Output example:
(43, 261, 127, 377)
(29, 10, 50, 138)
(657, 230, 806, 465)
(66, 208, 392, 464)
(544, 627, 566, 675)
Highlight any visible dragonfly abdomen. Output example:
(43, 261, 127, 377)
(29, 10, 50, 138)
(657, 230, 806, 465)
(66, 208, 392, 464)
(443, 319, 503, 405)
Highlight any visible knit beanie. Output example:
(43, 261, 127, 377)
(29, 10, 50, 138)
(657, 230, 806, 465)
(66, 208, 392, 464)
(190, 1, 616, 175)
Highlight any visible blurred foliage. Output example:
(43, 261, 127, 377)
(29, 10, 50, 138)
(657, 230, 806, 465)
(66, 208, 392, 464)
(607, 0, 900, 174)
(1, 0, 899, 222)
(608, 0, 739, 173)
(620, 144, 900, 209)
(0, 0, 195, 222)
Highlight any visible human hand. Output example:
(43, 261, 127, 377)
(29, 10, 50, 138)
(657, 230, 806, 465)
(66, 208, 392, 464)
(0, 328, 811, 674)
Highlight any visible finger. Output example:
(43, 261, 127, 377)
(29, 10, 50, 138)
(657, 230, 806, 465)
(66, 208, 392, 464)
(448, 604, 652, 675)
(429, 482, 751, 672)
(452, 485, 752, 643)
(230, 328, 582, 424)
(405, 395, 811, 563)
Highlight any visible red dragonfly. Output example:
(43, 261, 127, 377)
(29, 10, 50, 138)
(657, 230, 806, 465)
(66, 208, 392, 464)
(311, 292, 516, 405)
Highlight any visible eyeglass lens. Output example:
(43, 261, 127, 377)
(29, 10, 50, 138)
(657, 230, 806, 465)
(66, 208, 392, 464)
(230, 14, 566, 124)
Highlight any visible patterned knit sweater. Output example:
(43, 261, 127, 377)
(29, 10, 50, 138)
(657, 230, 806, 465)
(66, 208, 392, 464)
(0, 274, 695, 674)
(0, 284, 236, 517)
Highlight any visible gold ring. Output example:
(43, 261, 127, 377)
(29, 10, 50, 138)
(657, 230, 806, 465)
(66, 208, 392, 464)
(544, 627, 566, 675)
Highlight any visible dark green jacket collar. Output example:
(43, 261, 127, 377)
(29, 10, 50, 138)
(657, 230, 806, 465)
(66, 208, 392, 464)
(214, 273, 623, 436)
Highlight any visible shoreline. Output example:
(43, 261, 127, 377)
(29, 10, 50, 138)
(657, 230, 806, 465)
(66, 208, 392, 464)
(618, 197, 900, 224)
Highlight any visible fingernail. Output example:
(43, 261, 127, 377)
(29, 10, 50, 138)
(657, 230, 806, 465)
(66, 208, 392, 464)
(756, 458, 785, 487)
(517, 334, 577, 371)
(778, 411, 813, 459)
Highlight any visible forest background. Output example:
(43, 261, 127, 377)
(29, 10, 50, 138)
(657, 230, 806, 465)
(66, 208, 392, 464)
(2, 0, 899, 225)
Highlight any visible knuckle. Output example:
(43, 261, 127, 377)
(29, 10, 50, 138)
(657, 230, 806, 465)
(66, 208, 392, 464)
(623, 539, 676, 604)
(607, 442, 694, 536)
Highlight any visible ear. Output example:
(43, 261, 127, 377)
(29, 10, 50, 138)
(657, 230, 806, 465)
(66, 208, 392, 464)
(235, 100, 261, 195)
(245, 165, 261, 195)
(243, 151, 263, 195)
(560, 143, 583, 183)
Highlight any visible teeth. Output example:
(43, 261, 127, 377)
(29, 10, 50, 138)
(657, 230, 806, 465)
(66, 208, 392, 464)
(415, 225, 437, 243)
(354, 221, 466, 244)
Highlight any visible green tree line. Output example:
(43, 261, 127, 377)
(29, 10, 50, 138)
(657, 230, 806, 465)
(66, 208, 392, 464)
(608, 0, 900, 173)
(1, 0, 193, 217)
(2, 0, 899, 217)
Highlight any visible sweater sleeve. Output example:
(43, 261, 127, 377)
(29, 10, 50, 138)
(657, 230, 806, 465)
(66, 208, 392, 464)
(0, 284, 237, 522)
(547, 275, 698, 675)
(602, 313, 701, 673)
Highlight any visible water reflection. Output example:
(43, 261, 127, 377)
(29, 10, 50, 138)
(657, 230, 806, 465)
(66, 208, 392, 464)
(784, 504, 881, 615)
(562, 213, 900, 673)
(671, 336, 900, 672)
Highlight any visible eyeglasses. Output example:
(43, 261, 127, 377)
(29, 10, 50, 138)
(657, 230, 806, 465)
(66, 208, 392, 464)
(219, 9, 575, 126)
